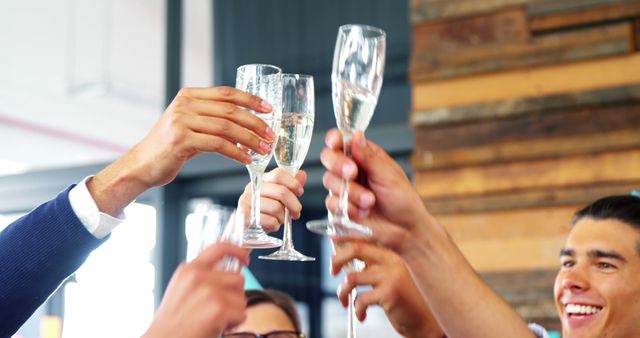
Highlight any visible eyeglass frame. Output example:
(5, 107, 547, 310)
(221, 330, 305, 338)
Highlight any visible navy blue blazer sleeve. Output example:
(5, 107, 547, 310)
(0, 185, 108, 337)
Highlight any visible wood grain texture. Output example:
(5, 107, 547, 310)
(414, 103, 640, 151)
(457, 235, 566, 272)
(412, 7, 529, 54)
(438, 205, 575, 242)
(410, 0, 630, 23)
(411, 85, 640, 127)
(425, 182, 640, 214)
(412, 53, 640, 111)
(410, 0, 529, 23)
(530, 0, 640, 32)
(481, 269, 559, 320)
(410, 22, 634, 82)
(414, 149, 640, 198)
(413, 128, 640, 170)
(635, 18, 640, 50)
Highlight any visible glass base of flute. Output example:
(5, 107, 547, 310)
(306, 189, 372, 239)
(243, 227, 283, 249)
(260, 208, 315, 261)
(306, 217, 372, 238)
(259, 246, 315, 261)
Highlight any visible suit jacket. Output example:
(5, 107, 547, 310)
(0, 186, 107, 337)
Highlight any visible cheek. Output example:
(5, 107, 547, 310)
(552, 274, 563, 299)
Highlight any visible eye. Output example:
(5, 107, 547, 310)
(596, 261, 617, 270)
(561, 260, 575, 268)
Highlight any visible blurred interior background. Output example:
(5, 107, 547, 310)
(2, 0, 640, 337)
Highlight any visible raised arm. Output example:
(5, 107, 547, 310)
(320, 129, 535, 338)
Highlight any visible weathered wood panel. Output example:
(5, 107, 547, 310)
(413, 128, 640, 170)
(425, 182, 640, 214)
(414, 103, 640, 151)
(457, 235, 566, 272)
(438, 205, 575, 241)
(415, 149, 640, 198)
(412, 7, 529, 54)
(410, 0, 524, 23)
(410, 22, 634, 82)
(411, 85, 640, 127)
(635, 18, 640, 50)
(481, 269, 558, 320)
(410, 0, 630, 24)
(530, 1, 640, 32)
(412, 53, 640, 111)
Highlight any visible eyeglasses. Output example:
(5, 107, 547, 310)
(222, 331, 305, 338)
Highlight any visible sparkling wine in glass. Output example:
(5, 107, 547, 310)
(236, 64, 283, 249)
(307, 24, 386, 239)
(306, 24, 386, 338)
(260, 74, 316, 261)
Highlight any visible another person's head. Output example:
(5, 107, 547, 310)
(222, 289, 304, 338)
(554, 195, 640, 338)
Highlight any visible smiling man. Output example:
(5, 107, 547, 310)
(554, 195, 640, 338)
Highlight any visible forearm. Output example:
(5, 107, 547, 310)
(402, 322, 446, 338)
(403, 223, 535, 338)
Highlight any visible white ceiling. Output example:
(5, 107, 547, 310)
(0, 0, 213, 175)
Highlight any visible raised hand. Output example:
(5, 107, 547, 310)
(89, 86, 277, 217)
(320, 128, 439, 256)
(142, 242, 250, 338)
(237, 168, 307, 233)
(331, 240, 445, 338)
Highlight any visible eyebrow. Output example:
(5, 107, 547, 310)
(559, 248, 574, 257)
(588, 249, 627, 262)
(559, 248, 627, 262)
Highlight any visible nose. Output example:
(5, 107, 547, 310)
(560, 265, 590, 292)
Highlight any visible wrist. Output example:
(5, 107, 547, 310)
(400, 211, 455, 268)
(88, 155, 150, 217)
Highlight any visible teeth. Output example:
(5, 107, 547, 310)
(565, 304, 602, 315)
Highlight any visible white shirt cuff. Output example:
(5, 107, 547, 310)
(68, 176, 126, 239)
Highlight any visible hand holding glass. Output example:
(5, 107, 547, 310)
(307, 24, 386, 239)
(260, 74, 315, 261)
(236, 64, 283, 249)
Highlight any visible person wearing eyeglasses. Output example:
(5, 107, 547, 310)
(222, 289, 306, 338)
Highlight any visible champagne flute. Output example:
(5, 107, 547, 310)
(307, 24, 386, 338)
(187, 201, 245, 271)
(260, 74, 316, 261)
(236, 64, 283, 249)
(307, 24, 386, 238)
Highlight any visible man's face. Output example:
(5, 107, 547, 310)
(554, 218, 640, 338)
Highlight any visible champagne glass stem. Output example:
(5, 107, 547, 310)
(348, 287, 357, 338)
(338, 134, 353, 219)
(281, 207, 294, 250)
(248, 169, 264, 231)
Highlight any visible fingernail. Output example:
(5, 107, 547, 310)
(360, 192, 374, 206)
(342, 163, 355, 178)
(265, 126, 276, 140)
(260, 100, 273, 111)
(259, 140, 271, 153)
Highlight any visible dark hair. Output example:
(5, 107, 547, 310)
(245, 289, 301, 332)
(573, 195, 640, 253)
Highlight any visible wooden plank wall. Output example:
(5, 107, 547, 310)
(409, 0, 640, 327)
